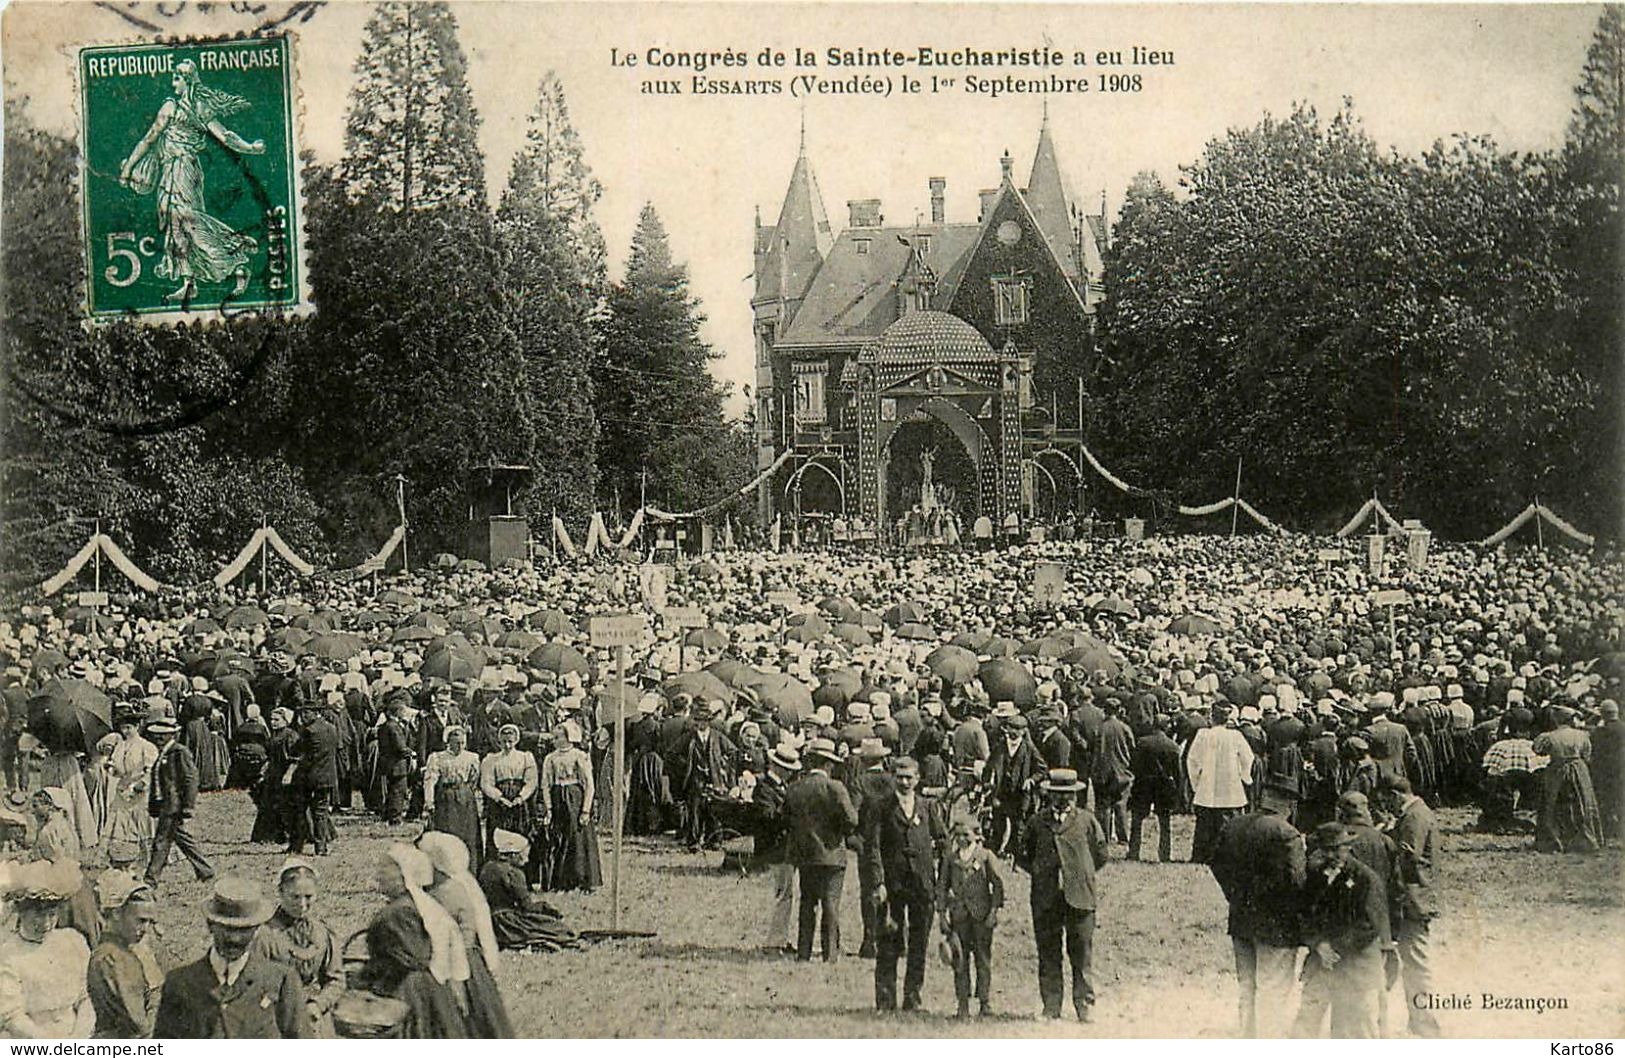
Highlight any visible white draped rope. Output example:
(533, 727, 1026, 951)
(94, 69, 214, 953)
(583, 512, 611, 556)
(618, 508, 645, 550)
(1077, 440, 1285, 531)
(214, 527, 317, 587)
(1478, 503, 1595, 549)
(40, 533, 162, 595)
(354, 525, 406, 574)
(1335, 498, 1404, 539)
(552, 516, 576, 556)
(646, 449, 793, 522)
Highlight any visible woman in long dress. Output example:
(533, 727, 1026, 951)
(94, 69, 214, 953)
(479, 724, 536, 872)
(540, 726, 601, 892)
(37, 749, 97, 857)
(230, 703, 270, 790)
(254, 858, 345, 1037)
(0, 861, 95, 1038)
(423, 726, 483, 872)
(478, 831, 577, 952)
(101, 715, 155, 858)
(416, 833, 513, 1038)
(117, 59, 265, 303)
(194, 709, 230, 793)
(1533, 707, 1603, 854)
(253, 708, 298, 845)
(358, 845, 468, 1039)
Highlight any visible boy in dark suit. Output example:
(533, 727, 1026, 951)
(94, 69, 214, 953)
(154, 876, 306, 1038)
(937, 815, 1004, 1017)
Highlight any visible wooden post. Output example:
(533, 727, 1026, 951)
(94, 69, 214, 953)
(1535, 498, 1545, 551)
(612, 642, 628, 931)
(260, 517, 269, 596)
(1229, 456, 1243, 537)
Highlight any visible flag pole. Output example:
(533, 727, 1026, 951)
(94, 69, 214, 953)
(1229, 456, 1243, 537)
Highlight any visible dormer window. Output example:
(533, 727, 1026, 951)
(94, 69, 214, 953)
(855, 239, 871, 255)
(917, 234, 932, 254)
(993, 276, 1030, 325)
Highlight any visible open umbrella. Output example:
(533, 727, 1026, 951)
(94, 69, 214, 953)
(457, 559, 487, 573)
(978, 658, 1037, 707)
(434, 553, 459, 570)
(28, 678, 113, 755)
(883, 601, 927, 628)
(183, 617, 222, 635)
(223, 605, 270, 630)
(1019, 636, 1073, 659)
(347, 608, 393, 628)
(1089, 596, 1138, 618)
(894, 622, 938, 642)
(785, 613, 831, 637)
(291, 613, 334, 632)
(428, 633, 475, 655)
(664, 670, 734, 705)
(1061, 644, 1121, 677)
(950, 631, 990, 651)
(377, 589, 420, 613)
(817, 596, 861, 623)
(831, 623, 873, 648)
(458, 617, 506, 642)
(705, 658, 763, 690)
(447, 607, 485, 626)
(1168, 614, 1222, 637)
(29, 649, 70, 677)
(191, 649, 257, 680)
(783, 624, 823, 645)
(422, 648, 483, 683)
(755, 673, 813, 724)
(856, 610, 885, 632)
(981, 636, 1021, 659)
(685, 628, 729, 650)
(527, 642, 590, 677)
(267, 626, 313, 651)
(306, 633, 368, 662)
(405, 611, 451, 635)
(267, 599, 312, 616)
(594, 682, 643, 716)
(531, 609, 576, 637)
(391, 626, 439, 644)
(691, 560, 722, 580)
(925, 644, 979, 684)
(496, 630, 542, 651)
(812, 680, 851, 710)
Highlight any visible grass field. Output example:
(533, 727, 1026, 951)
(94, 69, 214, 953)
(140, 790, 1624, 1038)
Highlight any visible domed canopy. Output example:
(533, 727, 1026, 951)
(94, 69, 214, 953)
(874, 311, 995, 361)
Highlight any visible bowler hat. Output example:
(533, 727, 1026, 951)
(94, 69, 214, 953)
(1312, 822, 1356, 849)
(1040, 767, 1085, 793)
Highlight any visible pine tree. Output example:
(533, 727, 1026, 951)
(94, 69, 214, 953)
(498, 73, 605, 525)
(597, 204, 749, 515)
(341, 1, 485, 211)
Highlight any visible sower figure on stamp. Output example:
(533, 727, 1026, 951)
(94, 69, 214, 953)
(1016, 768, 1108, 1022)
(863, 756, 943, 1012)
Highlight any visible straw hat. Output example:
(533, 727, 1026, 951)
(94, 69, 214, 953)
(203, 875, 275, 928)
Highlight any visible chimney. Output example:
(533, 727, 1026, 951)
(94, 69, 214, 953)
(847, 199, 882, 228)
(929, 177, 946, 224)
(978, 188, 999, 222)
(1000, 149, 1014, 182)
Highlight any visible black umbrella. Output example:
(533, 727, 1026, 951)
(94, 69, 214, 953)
(28, 678, 113, 755)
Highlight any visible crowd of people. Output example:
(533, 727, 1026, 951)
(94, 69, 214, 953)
(0, 529, 1618, 1037)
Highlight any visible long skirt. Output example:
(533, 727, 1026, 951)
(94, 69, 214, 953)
(628, 751, 666, 835)
(483, 779, 532, 861)
(490, 906, 577, 952)
(197, 733, 230, 792)
(429, 782, 483, 871)
(462, 946, 514, 1039)
(251, 778, 288, 843)
(1536, 759, 1602, 854)
(546, 784, 601, 892)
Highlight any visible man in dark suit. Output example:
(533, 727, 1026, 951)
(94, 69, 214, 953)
(1380, 776, 1441, 1038)
(377, 695, 415, 824)
(1127, 715, 1183, 863)
(144, 719, 214, 888)
(1210, 782, 1306, 1037)
(862, 756, 944, 1011)
(1290, 823, 1392, 1038)
(784, 738, 858, 962)
(1017, 768, 1108, 1021)
(290, 701, 340, 855)
(985, 711, 1044, 856)
(1034, 708, 1073, 769)
(847, 738, 895, 958)
(1092, 700, 1137, 843)
(154, 876, 306, 1038)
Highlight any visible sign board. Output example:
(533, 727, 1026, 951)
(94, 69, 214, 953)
(1367, 534, 1385, 576)
(77, 591, 110, 607)
(590, 613, 649, 648)
(1124, 517, 1145, 542)
(1401, 519, 1423, 530)
(663, 606, 706, 628)
(1372, 589, 1411, 607)
(1316, 549, 1343, 565)
(766, 590, 798, 608)
(1033, 563, 1068, 605)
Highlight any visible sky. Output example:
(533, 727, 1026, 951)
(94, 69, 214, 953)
(1, 2, 1603, 415)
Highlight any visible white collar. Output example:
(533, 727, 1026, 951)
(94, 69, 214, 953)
(209, 947, 251, 988)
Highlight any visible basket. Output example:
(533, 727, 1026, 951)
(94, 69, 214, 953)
(333, 929, 410, 1039)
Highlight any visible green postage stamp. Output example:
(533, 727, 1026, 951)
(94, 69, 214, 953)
(77, 35, 305, 322)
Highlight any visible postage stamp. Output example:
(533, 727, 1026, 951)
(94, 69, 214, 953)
(76, 34, 304, 322)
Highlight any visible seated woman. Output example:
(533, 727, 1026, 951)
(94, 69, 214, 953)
(357, 845, 469, 1039)
(416, 833, 513, 1038)
(0, 861, 95, 1038)
(477, 830, 578, 952)
(253, 858, 345, 1036)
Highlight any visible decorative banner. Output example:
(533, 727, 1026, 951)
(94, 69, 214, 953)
(645, 449, 792, 522)
(1407, 528, 1432, 568)
(40, 533, 162, 595)
(1367, 534, 1385, 576)
(1477, 503, 1596, 549)
(1335, 498, 1405, 539)
(355, 525, 406, 574)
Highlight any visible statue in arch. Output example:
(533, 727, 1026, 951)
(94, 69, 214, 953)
(920, 446, 938, 512)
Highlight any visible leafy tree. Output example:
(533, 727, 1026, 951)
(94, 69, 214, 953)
(596, 205, 749, 515)
(341, 1, 485, 212)
(498, 72, 605, 525)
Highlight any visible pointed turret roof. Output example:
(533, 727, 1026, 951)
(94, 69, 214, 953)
(757, 138, 834, 316)
(1022, 108, 1079, 281)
